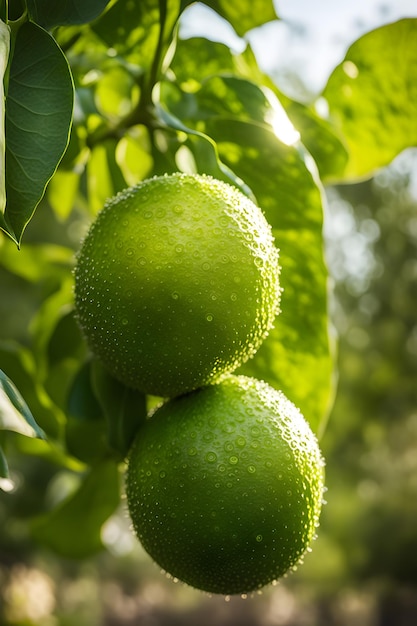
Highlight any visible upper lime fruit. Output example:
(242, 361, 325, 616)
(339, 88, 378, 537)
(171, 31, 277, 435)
(74, 173, 281, 397)
(126, 375, 325, 595)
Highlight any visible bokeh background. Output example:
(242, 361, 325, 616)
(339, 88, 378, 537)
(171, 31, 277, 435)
(1, 1, 417, 624)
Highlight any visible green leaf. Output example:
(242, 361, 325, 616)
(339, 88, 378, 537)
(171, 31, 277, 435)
(156, 86, 255, 199)
(0, 239, 73, 282)
(32, 459, 120, 558)
(285, 101, 349, 183)
(116, 125, 153, 186)
(199, 0, 278, 36)
(87, 139, 127, 214)
(13, 434, 85, 472)
(0, 369, 45, 439)
(1, 21, 73, 244)
(27, 0, 112, 28)
(171, 37, 236, 87)
(43, 309, 87, 410)
(169, 39, 348, 182)
(0, 19, 9, 216)
(0, 341, 65, 440)
(29, 277, 75, 370)
(323, 18, 417, 181)
(66, 360, 109, 464)
(27, 279, 86, 414)
(91, 360, 147, 460)
(203, 119, 333, 435)
(193, 75, 272, 124)
(48, 170, 80, 220)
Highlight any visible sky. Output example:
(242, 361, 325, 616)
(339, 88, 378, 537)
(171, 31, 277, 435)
(181, 0, 417, 95)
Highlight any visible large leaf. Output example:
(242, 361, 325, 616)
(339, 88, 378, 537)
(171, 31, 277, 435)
(323, 18, 417, 181)
(0, 369, 45, 438)
(284, 101, 348, 184)
(205, 119, 332, 435)
(32, 460, 120, 558)
(170, 37, 348, 182)
(27, 0, 112, 28)
(155, 91, 254, 198)
(1, 22, 73, 244)
(198, 0, 278, 36)
(171, 37, 236, 86)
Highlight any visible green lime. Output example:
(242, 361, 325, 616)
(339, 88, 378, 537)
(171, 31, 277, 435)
(74, 173, 280, 398)
(126, 375, 325, 595)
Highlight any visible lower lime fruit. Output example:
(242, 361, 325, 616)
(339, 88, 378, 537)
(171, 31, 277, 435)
(126, 375, 325, 595)
(74, 173, 280, 398)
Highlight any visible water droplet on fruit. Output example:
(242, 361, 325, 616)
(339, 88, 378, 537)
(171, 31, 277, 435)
(206, 314, 213, 322)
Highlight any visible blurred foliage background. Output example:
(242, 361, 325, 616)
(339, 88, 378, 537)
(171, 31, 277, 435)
(1, 0, 417, 624)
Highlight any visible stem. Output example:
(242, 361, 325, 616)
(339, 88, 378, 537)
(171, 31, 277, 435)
(87, 1, 179, 151)
(143, 0, 168, 107)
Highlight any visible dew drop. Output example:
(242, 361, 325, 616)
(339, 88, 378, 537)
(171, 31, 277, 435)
(206, 314, 214, 322)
